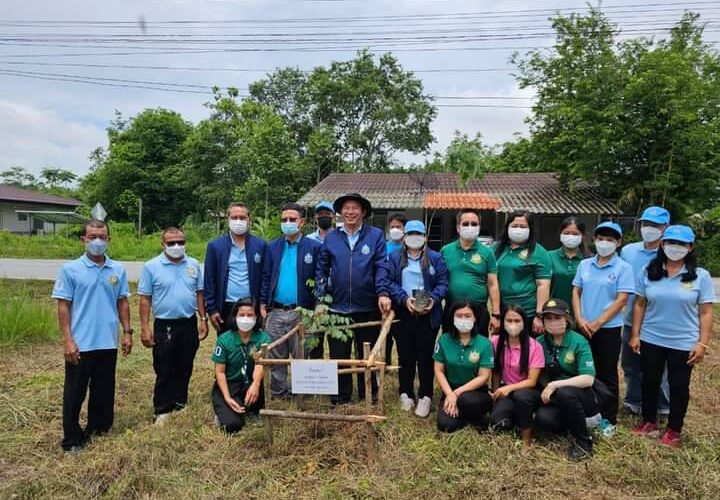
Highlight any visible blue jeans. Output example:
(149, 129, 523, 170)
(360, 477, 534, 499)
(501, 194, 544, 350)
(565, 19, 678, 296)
(621, 326, 669, 413)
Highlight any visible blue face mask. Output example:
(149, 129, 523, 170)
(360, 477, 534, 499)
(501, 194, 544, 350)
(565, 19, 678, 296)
(281, 222, 300, 236)
(85, 238, 107, 256)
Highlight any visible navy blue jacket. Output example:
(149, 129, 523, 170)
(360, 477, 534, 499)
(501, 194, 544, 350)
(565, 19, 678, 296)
(315, 224, 390, 314)
(260, 235, 322, 310)
(387, 249, 449, 330)
(203, 233, 267, 315)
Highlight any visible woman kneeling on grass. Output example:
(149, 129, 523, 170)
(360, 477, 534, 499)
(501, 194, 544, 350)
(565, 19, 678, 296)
(433, 301, 494, 433)
(535, 299, 599, 461)
(489, 305, 544, 450)
(211, 298, 271, 433)
(629, 225, 715, 447)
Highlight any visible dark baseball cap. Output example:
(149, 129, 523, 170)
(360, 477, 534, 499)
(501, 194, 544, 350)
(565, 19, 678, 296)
(541, 298, 570, 316)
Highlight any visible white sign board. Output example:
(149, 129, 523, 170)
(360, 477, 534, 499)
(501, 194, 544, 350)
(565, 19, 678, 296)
(91, 202, 107, 221)
(291, 360, 338, 395)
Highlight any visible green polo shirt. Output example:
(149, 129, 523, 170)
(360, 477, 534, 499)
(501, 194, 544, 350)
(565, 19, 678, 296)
(496, 243, 552, 316)
(433, 332, 494, 388)
(548, 247, 583, 308)
(212, 329, 272, 384)
(538, 330, 595, 381)
(440, 239, 497, 304)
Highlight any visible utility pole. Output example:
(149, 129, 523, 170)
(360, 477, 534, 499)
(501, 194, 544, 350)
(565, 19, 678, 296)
(138, 198, 143, 237)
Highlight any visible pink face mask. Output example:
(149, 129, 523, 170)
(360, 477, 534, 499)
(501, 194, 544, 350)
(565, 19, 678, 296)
(544, 318, 566, 335)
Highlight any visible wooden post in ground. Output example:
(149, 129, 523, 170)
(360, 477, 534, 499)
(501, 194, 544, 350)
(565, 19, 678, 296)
(261, 344, 273, 444)
(363, 342, 378, 461)
(378, 363, 386, 414)
(296, 322, 306, 409)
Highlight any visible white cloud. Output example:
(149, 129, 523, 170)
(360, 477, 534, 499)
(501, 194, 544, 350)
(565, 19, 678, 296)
(0, 100, 107, 176)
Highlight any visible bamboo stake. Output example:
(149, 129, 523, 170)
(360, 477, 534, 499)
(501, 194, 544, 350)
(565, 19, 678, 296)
(363, 342, 372, 416)
(296, 322, 305, 408)
(259, 409, 386, 423)
(368, 310, 395, 365)
(265, 324, 300, 351)
(256, 358, 376, 367)
(337, 365, 400, 375)
(260, 344, 273, 444)
(304, 319, 398, 336)
(378, 363, 386, 414)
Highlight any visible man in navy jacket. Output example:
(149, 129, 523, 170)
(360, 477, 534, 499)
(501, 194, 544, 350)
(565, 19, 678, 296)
(260, 202, 322, 397)
(204, 202, 266, 332)
(316, 193, 392, 403)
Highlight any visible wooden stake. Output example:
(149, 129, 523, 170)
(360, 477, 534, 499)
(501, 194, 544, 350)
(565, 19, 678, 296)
(368, 310, 395, 364)
(337, 365, 399, 375)
(363, 342, 372, 416)
(259, 409, 386, 423)
(265, 324, 300, 351)
(378, 363, 386, 414)
(256, 358, 375, 367)
(260, 344, 273, 444)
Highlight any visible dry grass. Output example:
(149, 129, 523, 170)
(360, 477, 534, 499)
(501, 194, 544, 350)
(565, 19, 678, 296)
(0, 280, 719, 499)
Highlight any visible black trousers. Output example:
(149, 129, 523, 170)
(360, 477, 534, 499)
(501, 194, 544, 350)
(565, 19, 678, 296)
(489, 388, 541, 430)
(590, 326, 622, 424)
(437, 389, 492, 433)
(62, 349, 117, 450)
(641, 341, 694, 433)
(392, 310, 437, 399)
(535, 386, 598, 444)
(328, 310, 380, 402)
(442, 301, 488, 336)
(212, 380, 264, 433)
(152, 316, 200, 415)
(220, 301, 236, 333)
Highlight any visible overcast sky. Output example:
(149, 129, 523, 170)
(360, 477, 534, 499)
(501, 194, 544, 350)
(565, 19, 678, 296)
(1, 0, 717, 178)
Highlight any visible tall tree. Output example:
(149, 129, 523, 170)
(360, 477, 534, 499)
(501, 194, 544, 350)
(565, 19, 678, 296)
(0, 166, 37, 188)
(40, 167, 77, 189)
(512, 10, 720, 217)
(80, 108, 193, 228)
(249, 50, 437, 174)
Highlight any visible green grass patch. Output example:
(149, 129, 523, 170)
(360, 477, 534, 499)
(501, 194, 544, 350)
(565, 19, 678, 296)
(0, 285, 58, 346)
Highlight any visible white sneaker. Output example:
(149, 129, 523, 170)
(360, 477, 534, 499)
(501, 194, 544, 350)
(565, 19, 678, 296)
(415, 396, 432, 418)
(154, 413, 172, 426)
(399, 393, 414, 412)
(585, 412, 602, 430)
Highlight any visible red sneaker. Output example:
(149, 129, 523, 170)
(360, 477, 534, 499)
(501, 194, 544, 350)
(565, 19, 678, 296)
(659, 428, 682, 447)
(632, 421, 658, 436)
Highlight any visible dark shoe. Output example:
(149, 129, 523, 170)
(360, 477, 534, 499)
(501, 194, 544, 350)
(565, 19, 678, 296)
(567, 438, 593, 461)
(63, 445, 83, 455)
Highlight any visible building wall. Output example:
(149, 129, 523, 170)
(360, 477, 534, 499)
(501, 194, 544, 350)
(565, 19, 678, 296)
(0, 202, 76, 234)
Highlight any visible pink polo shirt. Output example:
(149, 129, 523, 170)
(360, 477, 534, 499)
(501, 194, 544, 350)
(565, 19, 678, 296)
(491, 336, 545, 385)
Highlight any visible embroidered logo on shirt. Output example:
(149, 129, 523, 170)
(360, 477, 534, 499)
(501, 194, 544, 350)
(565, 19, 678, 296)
(607, 272, 617, 282)
(109, 275, 119, 286)
(564, 352, 575, 364)
(186, 266, 197, 278)
(361, 244, 370, 255)
(254, 252, 261, 263)
(471, 253, 482, 264)
(519, 249, 529, 260)
(681, 281, 695, 290)
(304, 252, 313, 264)
(468, 351, 480, 363)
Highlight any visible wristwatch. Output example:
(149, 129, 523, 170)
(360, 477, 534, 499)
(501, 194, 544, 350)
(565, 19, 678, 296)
(123, 328, 134, 335)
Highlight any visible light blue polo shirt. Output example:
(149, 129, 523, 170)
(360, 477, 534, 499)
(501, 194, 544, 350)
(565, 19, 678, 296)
(273, 238, 299, 305)
(572, 254, 635, 328)
(138, 253, 203, 319)
(51, 254, 129, 352)
(401, 255, 424, 297)
(307, 229, 324, 243)
(636, 266, 715, 351)
(620, 241, 659, 326)
(226, 239, 250, 301)
(341, 224, 362, 250)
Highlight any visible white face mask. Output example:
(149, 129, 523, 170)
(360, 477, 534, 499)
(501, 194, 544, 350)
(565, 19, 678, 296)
(454, 317, 475, 333)
(641, 226, 663, 243)
(165, 245, 185, 260)
(405, 235, 426, 250)
(236, 316, 256, 332)
(663, 244, 689, 262)
(388, 227, 404, 241)
(544, 318, 567, 335)
(229, 219, 249, 236)
(560, 234, 582, 249)
(504, 323, 523, 337)
(508, 227, 530, 244)
(459, 226, 480, 241)
(595, 240, 617, 257)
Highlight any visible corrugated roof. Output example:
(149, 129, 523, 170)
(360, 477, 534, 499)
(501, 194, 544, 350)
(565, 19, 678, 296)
(0, 185, 81, 207)
(296, 173, 621, 215)
(424, 192, 502, 210)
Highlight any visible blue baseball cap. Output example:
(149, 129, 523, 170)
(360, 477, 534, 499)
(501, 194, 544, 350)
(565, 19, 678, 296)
(639, 206, 670, 225)
(404, 220, 426, 234)
(661, 225, 695, 244)
(594, 221, 622, 238)
(314, 201, 335, 214)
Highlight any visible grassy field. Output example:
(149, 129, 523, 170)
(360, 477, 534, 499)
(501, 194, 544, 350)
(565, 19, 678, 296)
(1, 279, 719, 499)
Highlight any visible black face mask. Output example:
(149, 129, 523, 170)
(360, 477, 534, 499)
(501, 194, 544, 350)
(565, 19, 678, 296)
(317, 216, 333, 230)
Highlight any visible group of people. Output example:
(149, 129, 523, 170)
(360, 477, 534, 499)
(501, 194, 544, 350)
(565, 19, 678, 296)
(53, 194, 714, 461)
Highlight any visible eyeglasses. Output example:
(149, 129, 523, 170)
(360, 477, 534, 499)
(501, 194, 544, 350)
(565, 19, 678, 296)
(165, 240, 185, 247)
(460, 222, 480, 227)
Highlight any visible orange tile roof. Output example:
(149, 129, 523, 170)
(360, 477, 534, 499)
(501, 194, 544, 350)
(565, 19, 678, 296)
(424, 192, 502, 210)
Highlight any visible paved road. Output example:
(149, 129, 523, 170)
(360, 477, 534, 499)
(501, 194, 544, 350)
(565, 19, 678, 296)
(1, 258, 719, 301)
